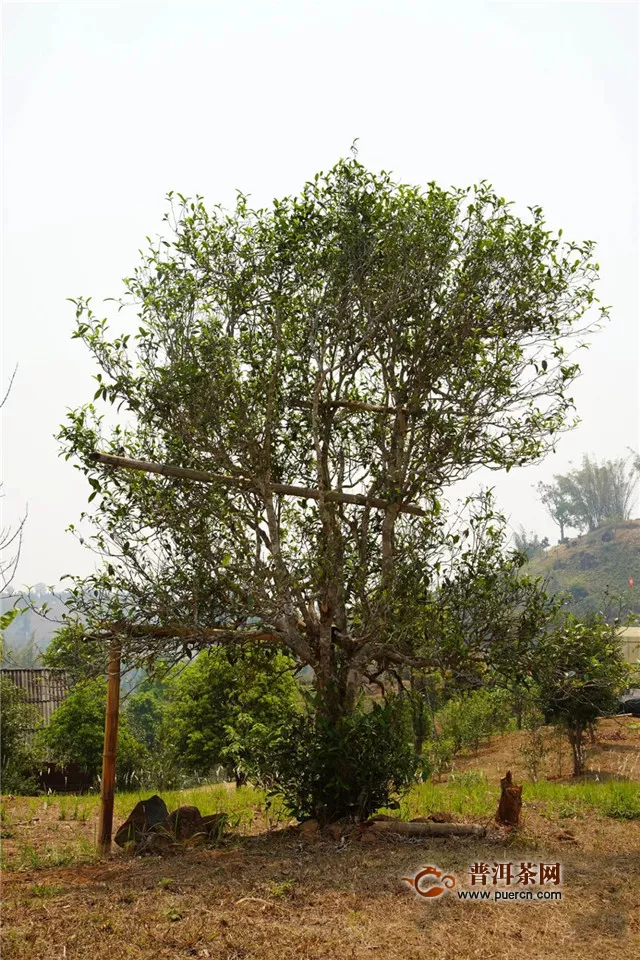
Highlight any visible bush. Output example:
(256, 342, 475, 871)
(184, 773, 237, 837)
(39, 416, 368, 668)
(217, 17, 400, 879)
(436, 688, 512, 754)
(567, 582, 589, 601)
(0, 675, 41, 793)
(519, 709, 549, 783)
(531, 613, 631, 776)
(163, 646, 299, 784)
(425, 736, 455, 781)
(258, 697, 417, 822)
(38, 678, 146, 785)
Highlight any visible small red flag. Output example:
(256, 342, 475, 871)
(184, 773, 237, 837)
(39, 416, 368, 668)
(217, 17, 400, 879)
(629, 578, 634, 588)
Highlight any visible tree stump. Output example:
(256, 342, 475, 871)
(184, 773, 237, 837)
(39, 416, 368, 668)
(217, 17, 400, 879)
(496, 770, 522, 827)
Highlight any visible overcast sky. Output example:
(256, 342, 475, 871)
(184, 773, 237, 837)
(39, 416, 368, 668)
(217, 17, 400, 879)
(2, 0, 638, 588)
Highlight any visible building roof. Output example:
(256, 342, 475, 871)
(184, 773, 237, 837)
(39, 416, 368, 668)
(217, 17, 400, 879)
(1, 668, 71, 724)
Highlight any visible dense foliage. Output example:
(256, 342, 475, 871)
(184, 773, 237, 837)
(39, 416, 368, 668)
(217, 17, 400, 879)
(38, 679, 146, 784)
(259, 696, 416, 822)
(163, 645, 299, 784)
(0, 674, 41, 793)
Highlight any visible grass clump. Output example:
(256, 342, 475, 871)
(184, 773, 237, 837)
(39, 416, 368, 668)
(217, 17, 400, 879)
(30, 883, 66, 898)
(4, 838, 97, 872)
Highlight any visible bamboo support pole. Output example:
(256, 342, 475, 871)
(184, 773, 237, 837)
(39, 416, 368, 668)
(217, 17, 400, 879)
(88, 452, 426, 518)
(85, 624, 281, 643)
(97, 638, 122, 856)
(297, 399, 419, 415)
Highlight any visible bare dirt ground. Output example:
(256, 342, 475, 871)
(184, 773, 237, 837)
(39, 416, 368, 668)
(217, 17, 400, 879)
(2, 718, 639, 960)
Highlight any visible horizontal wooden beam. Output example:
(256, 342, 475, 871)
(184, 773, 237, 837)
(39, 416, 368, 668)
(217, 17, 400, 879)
(298, 399, 419, 415)
(85, 622, 282, 643)
(89, 452, 426, 517)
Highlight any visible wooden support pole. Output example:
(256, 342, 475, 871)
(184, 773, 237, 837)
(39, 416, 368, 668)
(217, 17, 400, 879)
(97, 638, 122, 856)
(86, 624, 281, 643)
(297, 399, 419, 415)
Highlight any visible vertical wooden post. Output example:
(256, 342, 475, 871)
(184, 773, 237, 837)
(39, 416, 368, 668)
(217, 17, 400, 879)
(97, 638, 122, 856)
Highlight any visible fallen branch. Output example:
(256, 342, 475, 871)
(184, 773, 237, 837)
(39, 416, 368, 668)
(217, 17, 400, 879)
(368, 820, 486, 838)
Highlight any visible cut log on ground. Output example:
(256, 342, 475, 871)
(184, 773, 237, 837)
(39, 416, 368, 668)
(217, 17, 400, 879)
(496, 770, 522, 827)
(366, 820, 486, 838)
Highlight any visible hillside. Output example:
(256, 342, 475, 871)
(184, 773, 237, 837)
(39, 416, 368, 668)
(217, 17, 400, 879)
(0, 586, 68, 666)
(526, 518, 640, 618)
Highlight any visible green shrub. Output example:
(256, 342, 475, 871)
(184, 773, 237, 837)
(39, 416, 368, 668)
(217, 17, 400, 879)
(436, 688, 512, 754)
(519, 709, 549, 783)
(530, 613, 631, 776)
(0, 675, 41, 793)
(38, 678, 146, 785)
(163, 646, 300, 784)
(258, 696, 417, 822)
(425, 736, 455, 780)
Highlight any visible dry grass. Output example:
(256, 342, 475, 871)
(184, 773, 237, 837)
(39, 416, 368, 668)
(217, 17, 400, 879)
(2, 718, 639, 959)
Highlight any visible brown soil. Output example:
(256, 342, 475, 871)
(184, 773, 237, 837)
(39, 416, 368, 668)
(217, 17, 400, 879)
(2, 719, 639, 960)
(452, 715, 640, 784)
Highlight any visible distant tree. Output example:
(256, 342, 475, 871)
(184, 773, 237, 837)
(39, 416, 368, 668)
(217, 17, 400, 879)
(163, 645, 299, 786)
(537, 480, 579, 542)
(123, 681, 166, 752)
(1, 634, 43, 667)
(513, 526, 549, 561)
(538, 453, 639, 537)
(0, 674, 41, 792)
(530, 614, 631, 776)
(39, 678, 146, 784)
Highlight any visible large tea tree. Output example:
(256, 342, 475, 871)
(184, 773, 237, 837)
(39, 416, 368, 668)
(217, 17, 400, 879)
(60, 157, 605, 724)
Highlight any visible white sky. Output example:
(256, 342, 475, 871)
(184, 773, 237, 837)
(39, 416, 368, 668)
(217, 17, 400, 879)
(2, 0, 639, 588)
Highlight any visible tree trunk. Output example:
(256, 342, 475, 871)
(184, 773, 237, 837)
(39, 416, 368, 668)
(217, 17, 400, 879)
(568, 724, 585, 776)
